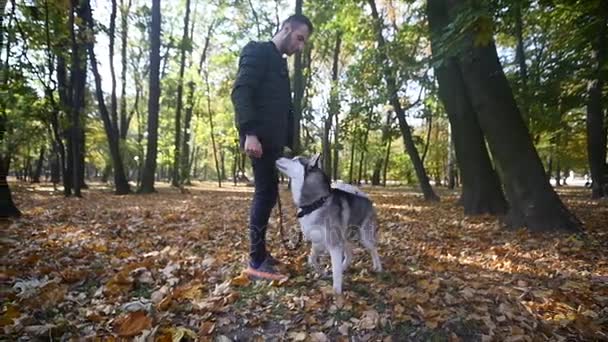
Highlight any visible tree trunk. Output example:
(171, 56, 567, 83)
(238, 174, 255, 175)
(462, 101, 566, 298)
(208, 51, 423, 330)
(32, 147, 45, 183)
(292, 0, 304, 154)
(513, 0, 529, 119)
(446, 128, 456, 190)
(368, 0, 439, 201)
(323, 32, 341, 179)
(205, 70, 222, 187)
(348, 134, 356, 184)
(83, 0, 130, 195)
(0, 155, 20, 218)
(119, 0, 132, 139)
(54, 56, 71, 196)
(427, 0, 507, 215)
(109, 0, 119, 140)
(452, 0, 581, 232)
(332, 111, 340, 181)
(70, 0, 85, 197)
(357, 111, 372, 185)
(382, 137, 392, 187)
(421, 113, 432, 164)
(555, 159, 562, 187)
(140, 0, 161, 194)
(586, 4, 607, 199)
(172, 0, 190, 187)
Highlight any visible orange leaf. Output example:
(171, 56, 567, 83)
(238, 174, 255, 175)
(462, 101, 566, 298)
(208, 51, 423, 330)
(115, 311, 152, 337)
(230, 273, 250, 287)
(0, 305, 20, 327)
(199, 321, 216, 336)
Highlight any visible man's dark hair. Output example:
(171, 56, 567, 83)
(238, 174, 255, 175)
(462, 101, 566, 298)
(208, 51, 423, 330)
(282, 14, 314, 35)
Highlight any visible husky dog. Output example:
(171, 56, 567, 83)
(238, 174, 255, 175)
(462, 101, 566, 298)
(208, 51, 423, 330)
(275, 154, 382, 294)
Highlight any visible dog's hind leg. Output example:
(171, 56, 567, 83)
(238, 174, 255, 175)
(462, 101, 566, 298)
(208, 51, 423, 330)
(329, 246, 344, 294)
(342, 242, 353, 271)
(361, 217, 382, 273)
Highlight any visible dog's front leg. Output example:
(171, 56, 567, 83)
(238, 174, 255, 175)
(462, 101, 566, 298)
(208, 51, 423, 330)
(308, 243, 326, 276)
(329, 246, 344, 294)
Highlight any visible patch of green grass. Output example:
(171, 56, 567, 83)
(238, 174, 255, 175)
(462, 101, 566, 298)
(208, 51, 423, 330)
(132, 283, 153, 298)
(332, 308, 354, 321)
(383, 320, 417, 337)
(378, 271, 395, 283)
(351, 282, 372, 297)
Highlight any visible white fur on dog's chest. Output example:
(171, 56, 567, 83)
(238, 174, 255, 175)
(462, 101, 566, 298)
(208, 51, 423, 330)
(297, 210, 329, 245)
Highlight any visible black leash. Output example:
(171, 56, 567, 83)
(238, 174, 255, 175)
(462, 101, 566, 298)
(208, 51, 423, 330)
(276, 178, 303, 251)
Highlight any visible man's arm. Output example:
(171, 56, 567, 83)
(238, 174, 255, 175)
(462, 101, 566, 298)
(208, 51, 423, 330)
(231, 42, 266, 137)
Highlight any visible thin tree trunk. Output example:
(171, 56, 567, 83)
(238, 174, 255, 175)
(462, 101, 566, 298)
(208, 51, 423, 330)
(382, 137, 392, 187)
(83, 0, 130, 195)
(586, 4, 608, 199)
(69, 0, 84, 197)
(514, 0, 529, 119)
(421, 113, 432, 164)
(172, 0, 191, 187)
(372, 112, 392, 186)
(292, 0, 304, 154)
(55, 55, 72, 195)
(452, 0, 581, 232)
(109, 0, 119, 139)
(323, 32, 341, 178)
(427, 0, 507, 215)
(447, 126, 456, 190)
(119, 0, 132, 139)
(247, 0, 261, 38)
(357, 111, 372, 185)
(140, 0, 161, 193)
(205, 70, 221, 187)
(32, 147, 45, 183)
(368, 0, 439, 201)
(0, 155, 20, 217)
(348, 133, 356, 184)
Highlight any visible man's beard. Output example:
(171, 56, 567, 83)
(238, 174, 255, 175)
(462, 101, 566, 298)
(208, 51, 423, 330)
(281, 31, 293, 55)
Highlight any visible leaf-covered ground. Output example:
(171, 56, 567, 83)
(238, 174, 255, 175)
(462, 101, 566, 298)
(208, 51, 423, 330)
(2, 182, 607, 341)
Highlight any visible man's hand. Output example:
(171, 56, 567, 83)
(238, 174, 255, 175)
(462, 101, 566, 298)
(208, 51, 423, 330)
(244, 135, 263, 158)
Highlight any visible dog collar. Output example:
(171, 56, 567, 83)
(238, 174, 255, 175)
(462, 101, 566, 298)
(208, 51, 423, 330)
(297, 196, 329, 218)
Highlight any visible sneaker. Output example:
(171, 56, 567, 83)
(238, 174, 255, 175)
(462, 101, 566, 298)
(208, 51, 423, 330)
(243, 259, 288, 281)
(265, 253, 282, 266)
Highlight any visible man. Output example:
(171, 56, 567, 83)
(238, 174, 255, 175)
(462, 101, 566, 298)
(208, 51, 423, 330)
(231, 14, 313, 280)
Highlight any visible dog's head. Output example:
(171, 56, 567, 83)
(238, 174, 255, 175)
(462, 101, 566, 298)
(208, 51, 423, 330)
(276, 154, 331, 206)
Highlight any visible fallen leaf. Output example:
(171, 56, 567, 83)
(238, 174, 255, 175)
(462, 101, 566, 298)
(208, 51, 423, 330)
(199, 321, 215, 336)
(115, 311, 152, 337)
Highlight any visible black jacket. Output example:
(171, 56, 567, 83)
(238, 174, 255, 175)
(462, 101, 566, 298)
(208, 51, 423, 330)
(231, 41, 294, 150)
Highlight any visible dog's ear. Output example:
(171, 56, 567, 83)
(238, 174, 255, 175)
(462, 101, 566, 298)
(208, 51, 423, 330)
(309, 153, 321, 169)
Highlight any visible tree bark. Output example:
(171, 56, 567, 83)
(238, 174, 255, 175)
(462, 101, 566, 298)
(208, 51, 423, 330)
(0, 155, 20, 217)
(292, 0, 304, 154)
(205, 69, 221, 187)
(109, 0, 119, 139)
(69, 0, 85, 197)
(140, 0, 161, 194)
(323, 33, 342, 178)
(586, 4, 608, 199)
(172, 0, 190, 187)
(119, 0, 132, 139)
(513, 0, 529, 119)
(372, 112, 393, 185)
(451, 0, 581, 232)
(83, 0, 130, 195)
(32, 146, 45, 183)
(428, 0, 509, 215)
(368, 0, 439, 201)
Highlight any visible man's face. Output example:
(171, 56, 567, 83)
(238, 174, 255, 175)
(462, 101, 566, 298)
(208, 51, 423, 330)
(283, 23, 310, 56)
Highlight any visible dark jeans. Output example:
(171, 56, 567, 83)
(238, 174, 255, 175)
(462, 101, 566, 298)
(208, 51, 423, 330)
(248, 147, 282, 268)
